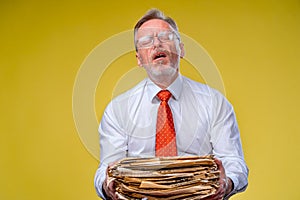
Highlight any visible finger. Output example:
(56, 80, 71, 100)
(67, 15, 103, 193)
(211, 191, 225, 200)
(214, 158, 225, 176)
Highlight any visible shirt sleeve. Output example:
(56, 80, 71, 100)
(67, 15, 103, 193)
(94, 100, 128, 199)
(209, 90, 249, 196)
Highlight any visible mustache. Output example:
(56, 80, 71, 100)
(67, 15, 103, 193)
(150, 48, 180, 59)
(151, 49, 169, 58)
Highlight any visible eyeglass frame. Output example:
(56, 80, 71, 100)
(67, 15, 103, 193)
(135, 30, 181, 50)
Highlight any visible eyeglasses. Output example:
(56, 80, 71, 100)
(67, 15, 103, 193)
(136, 31, 179, 49)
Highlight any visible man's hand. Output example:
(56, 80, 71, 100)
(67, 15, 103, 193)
(207, 158, 233, 200)
(102, 163, 118, 200)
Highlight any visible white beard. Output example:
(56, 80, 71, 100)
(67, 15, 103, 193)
(144, 63, 178, 88)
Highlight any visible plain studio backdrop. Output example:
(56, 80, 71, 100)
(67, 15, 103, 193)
(1, 1, 299, 200)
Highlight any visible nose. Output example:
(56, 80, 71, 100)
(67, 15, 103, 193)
(152, 35, 162, 47)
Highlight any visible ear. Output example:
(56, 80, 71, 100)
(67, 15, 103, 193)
(136, 52, 143, 67)
(179, 42, 185, 58)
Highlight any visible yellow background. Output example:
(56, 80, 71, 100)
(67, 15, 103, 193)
(1, 0, 299, 199)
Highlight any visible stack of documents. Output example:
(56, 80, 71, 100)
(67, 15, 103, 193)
(108, 155, 220, 200)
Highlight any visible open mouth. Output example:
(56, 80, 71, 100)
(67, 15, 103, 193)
(153, 52, 167, 60)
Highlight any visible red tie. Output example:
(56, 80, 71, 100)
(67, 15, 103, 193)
(155, 90, 177, 157)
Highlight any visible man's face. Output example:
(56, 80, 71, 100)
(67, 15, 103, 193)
(135, 19, 184, 87)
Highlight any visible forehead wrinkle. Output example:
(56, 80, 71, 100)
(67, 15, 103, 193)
(137, 19, 175, 37)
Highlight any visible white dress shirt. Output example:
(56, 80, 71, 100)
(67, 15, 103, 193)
(94, 74, 248, 199)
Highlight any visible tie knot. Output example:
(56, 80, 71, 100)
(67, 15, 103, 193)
(157, 90, 172, 102)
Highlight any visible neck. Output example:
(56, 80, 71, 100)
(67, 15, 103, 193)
(151, 73, 178, 89)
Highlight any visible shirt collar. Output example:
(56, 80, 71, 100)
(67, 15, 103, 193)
(147, 74, 183, 102)
(167, 74, 183, 100)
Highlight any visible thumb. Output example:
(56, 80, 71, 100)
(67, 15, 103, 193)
(214, 158, 226, 179)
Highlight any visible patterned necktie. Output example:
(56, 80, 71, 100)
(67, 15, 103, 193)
(155, 90, 177, 157)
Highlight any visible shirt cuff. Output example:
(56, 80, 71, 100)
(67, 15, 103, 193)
(94, 163, 108, 199)
(224, 176, 238, 199)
